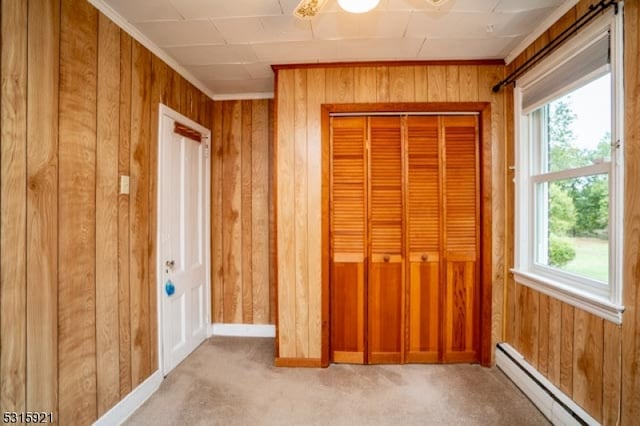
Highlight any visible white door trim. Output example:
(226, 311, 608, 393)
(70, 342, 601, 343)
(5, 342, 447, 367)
(156, 104, 212, 377)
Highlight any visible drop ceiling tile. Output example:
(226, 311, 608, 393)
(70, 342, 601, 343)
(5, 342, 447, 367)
(448, 0, 500, 12)
(406, 11, 494, 39)
(320, 37, 425, 60)
(209, 78, 275, 94)
(319, 0, 389, 13)
(494, 0, 563, 12)
(134, 20, 225, 47)
(252, 40, 332, 62)
(165, 44, 258, 65)
(492, 8, 554, 36)
(214, 16, 312, 44)
(311, 11, 411, 40)
(188, 64, 252, 82)
(105, 0, 182, 22)
(418, 35, 518, 59)
(385, 0, 462, 12)
(169, 0, 283, 19)
(244, 63, 276, 79)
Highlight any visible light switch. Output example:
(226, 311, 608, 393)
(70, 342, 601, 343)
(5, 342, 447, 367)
(120, 175, 130, 195)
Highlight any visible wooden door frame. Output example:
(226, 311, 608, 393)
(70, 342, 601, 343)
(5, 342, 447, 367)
(320, 102, 493, 367)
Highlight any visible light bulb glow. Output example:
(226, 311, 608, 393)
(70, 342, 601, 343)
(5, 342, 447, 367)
(337, 0, 381, 14)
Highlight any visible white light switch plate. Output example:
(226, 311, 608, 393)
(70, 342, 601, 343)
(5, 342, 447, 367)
(120, 175, 130, 195)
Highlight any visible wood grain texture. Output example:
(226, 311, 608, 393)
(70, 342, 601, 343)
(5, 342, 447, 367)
(222, 100, 243, 323)
(277, 70, 297, 357)
(354, 67, 376, 103)
(547, 297, 562, 387)
(251, 100, 270, 324)
(602, 321, 621, 426)
(1, 0, 27, 414)
(622, 2, 640, 425)
(560, 304, 574, 396)
(118, 30, 133, 398)
(25, 0, 59, 415)
(96, 13, 121, 415)
(427, 66, 447, 102)
(572, 310, 603, 421)
(445, 66, 460, 102)
(326, 68, 354, 103)
(389, 66, 415, 102)
(129, 40, 151, 388)
(242, 100, 253, 323)
(58, 1, 98, 422)
(307, 69, 325, 358)
(294, 69, 309, 357)
(414, 66, 428, 102)
(212, 101, 224, 322)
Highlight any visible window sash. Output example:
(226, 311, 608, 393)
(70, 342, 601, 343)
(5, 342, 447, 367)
(531, 162, 611, 183)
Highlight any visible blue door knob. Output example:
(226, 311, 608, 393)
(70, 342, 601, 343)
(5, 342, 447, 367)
(165, 280, 175, 296)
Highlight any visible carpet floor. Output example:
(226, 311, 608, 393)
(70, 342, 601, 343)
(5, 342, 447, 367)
(126, 337, 549, 426)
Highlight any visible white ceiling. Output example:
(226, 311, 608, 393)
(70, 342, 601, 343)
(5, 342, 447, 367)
(102, 0, 568, 96)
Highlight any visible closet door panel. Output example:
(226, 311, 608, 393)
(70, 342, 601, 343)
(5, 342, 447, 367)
(330, 117, 367, 364)
(442, 116, 479, 363)
(406, 116, 441, 363)
(368, 116, 404, 363)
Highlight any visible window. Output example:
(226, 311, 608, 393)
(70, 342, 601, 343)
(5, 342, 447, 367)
(513, 9, 624, 323)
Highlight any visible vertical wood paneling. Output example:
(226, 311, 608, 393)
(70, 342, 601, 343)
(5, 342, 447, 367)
(277, 70, 296, 357)
(389, 66, 415, 102)
(212, 101, 224, 322)
(547, 297, 562, 386)
(560, 304, 574, 396)
(459, 66, 478, 102)
(375, 66, 389, 102)
(572, 310, 603, 421)
(269, 100, 276, 325)
(26, 0, 59, 415)
(58, 1, 98, 423)
(414, 66, 428, 102)
(1, 0, 27, 414)
(251, 100, 270, 324)
(622, 1, 640, 425)
(118, 30, 132, 398)
(96, 13, 121, 415)
(427, 66, 446, 102)
(603, 321, 621, 425)
(445, 66, 459, 102)
(326, 68, 354, 103)
(129, 40, 151, 387)
(294, 69, 309, 357)
(354, 67, 376, 103)
(307, 69, 325, 358)
(242, 100, 253, 323)
(222, 100, 243, 323)
(537, 294, 549, 377)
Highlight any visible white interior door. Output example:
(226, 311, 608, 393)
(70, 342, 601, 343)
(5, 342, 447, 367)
(159, 106, 210, 375)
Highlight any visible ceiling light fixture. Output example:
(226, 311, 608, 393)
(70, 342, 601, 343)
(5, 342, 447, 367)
(337, 0, 381, 14)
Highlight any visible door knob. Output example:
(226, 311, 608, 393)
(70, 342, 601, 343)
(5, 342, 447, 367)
(165, 260, 175, 268)
(421, 254, 428, 262)
(383, 255, 390, 262)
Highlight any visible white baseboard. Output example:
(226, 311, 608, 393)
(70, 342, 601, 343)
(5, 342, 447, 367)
(496, 343, 599, 426)
(93, 370, 163, 426)
(208, 323, 276, 338)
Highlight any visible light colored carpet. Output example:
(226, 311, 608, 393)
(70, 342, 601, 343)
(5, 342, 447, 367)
(126, 337, 549, 426)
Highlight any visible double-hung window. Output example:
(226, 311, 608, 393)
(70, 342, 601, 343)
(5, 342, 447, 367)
(513, 8, 624, 323)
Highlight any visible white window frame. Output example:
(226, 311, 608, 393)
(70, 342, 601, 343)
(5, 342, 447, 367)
(512, 7, 625, 324)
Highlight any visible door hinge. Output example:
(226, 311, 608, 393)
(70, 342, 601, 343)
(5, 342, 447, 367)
(204, 143, 210, 158)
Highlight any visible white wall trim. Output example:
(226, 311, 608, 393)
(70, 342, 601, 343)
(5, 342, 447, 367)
(209, 323, 276, 338)
(212, 92, 274, 101)
(505, 0, 580, 65)
(93, 370, 162, 426)
(496, 343, 599, 426)
(87, 0, 217, 101)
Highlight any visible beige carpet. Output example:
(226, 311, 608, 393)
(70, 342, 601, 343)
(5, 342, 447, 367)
(126, 337, 549, 426)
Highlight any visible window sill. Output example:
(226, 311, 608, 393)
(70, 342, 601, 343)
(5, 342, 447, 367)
(511, 269, 624, 324)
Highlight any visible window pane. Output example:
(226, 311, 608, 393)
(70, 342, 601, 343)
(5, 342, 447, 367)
(539, 73, 612, 173)
(535, 175, 609, 283)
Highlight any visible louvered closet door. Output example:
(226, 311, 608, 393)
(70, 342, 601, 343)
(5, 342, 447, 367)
(406, 116, 441, 363)
(442, 116, 479, 363)
(368, 116, 404, 364)
(330, 117, 367, 364)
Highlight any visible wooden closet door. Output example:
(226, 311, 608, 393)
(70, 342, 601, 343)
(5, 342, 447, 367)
(405, 116, 441, 363)
(441, 116, 479, 363)
(368, 116, 404, 364)
(330, 117, 367, 364)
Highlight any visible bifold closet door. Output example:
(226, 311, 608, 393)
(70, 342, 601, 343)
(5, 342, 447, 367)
(406, 116, 441, 363)
(367, 117, 404, 364)
(442, 116, 479, 363)
(330, 117, 367, 364)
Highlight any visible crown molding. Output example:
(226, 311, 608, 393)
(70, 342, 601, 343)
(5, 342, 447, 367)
(87, 0, 217, 101)
(211, 92, 274, 100)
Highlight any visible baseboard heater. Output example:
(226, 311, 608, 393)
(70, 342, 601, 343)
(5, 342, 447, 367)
(495, 343, 599, 426)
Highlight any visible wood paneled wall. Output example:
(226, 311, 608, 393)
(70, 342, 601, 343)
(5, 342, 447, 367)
(505, 1, 640, 424)
(274, 63, 506, 361)
(211, 99, 275, 324)
(0, 0, 212, 423)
